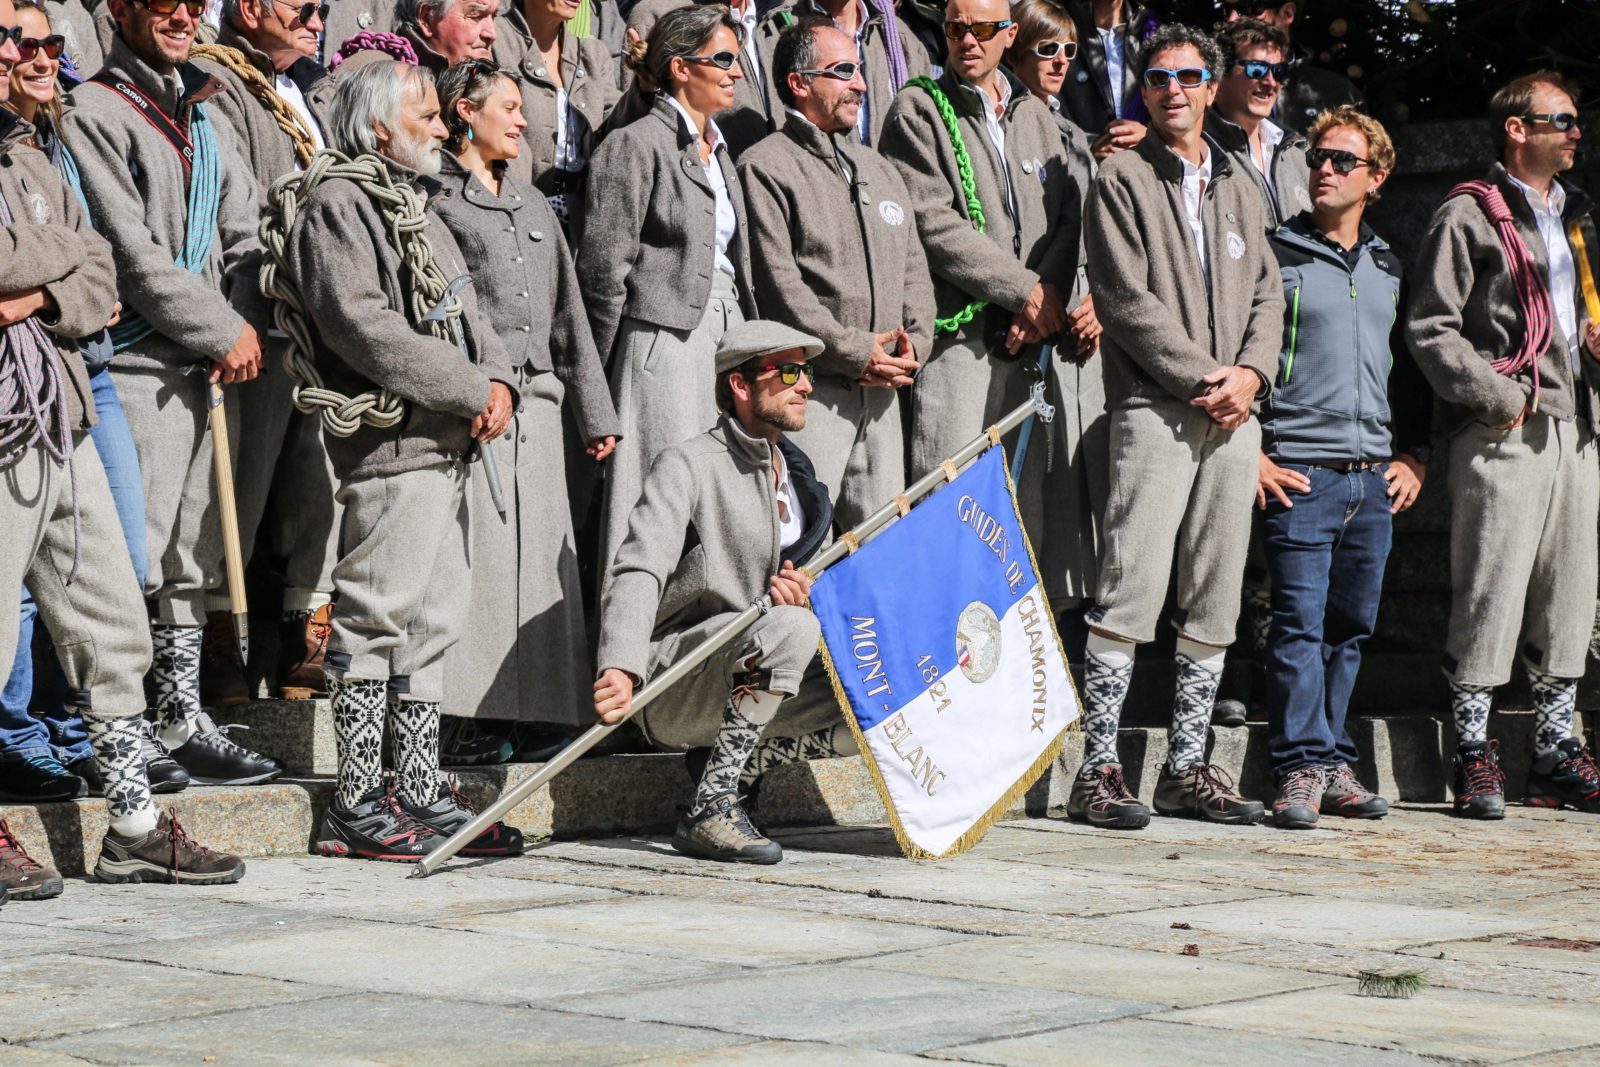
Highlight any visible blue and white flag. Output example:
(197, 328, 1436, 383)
(811, 447, 1081, 859)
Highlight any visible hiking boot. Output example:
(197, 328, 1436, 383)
(1322, 762, 1389, 819)
(314, 785, 444, 861)
(199, 611, 251, 706)
(684, 747, 764, 820)
(139, 719, 190, 794)
(1067, 764, 1151, 829)
(94, 810, 246, 885)
(1452, 740, 1506, 820)
(439, 716, 514, 767)
(278, 604, 332, 700)
(1272, 765, 1325, 829)
(1211, 699, 1248, 729)
(402, 779, 524, 856)
(671, 793, 782, 864)
(1525, 738, 1600, 813)
(0, 755, 88, 803)
(66, 755, 104, 795)
(166, 713, 283, 786)
(0, 820, 63, 900)
(1154, 763, 1266, 825)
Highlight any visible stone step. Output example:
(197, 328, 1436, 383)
(3, 711, 1587, 878)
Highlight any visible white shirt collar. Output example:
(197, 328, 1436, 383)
(1506, 171, 1566, 217)
(664, 95, 725, 156)
(1180, 143, 1213, 183)
(958, 70, 1011, 116)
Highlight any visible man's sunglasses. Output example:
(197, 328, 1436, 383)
(273, 0, 329, 23)
(1030, 39, 1076, 60)
(683, 50, 738, 70)
(1235, 59, 1289, 81)
(1523, 112, 1580, 132)
(136, 0, 207, 17)
(796, 60, 860, 81)
(943, 19, 1013, 41)
(1143, 66, 1212, 89)
(1306, 146, 1373, 174)
(749, 362, 816, 386)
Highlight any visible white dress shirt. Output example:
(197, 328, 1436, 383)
(773, 445, 806, 551)
(275, 73, 327, 166)
(1251, 117, 1284, 196)
(1098, 23, 1127, 118)
(959, 73, 1019, 229)
(666, 96, 738, 278)
(1180, 144, 1214, 282)
(1507, 172, 1580, 366)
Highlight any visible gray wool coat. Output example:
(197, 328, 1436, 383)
(46, 0, 106, 76)
(739, 110, 933, 379)
(575, 95, 757, 365)
(1083, 132, 1284, 412)
(492, 14, 622, 191)
(1406, 163, 1600, 435)
(277, 157, 518, 480)
(318, 0, 397, 62)
(62, 36, 268, 371)
(1204, 112, 1311, 230)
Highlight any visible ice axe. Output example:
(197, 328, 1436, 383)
(421, 275, 508, 521)
(206, 380, 249, 665)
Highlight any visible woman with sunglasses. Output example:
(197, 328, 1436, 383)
(429, 60, 619, 737)
(578, 3, 757, 581)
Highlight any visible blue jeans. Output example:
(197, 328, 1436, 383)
(1261, 463, 1393, 776)
(0, 369, 148, 764)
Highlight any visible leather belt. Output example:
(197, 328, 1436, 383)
(1312, 460, 1381, 473)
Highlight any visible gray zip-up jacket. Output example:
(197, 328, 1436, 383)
(63, 36, 268, 370)
(1405, 162, 1600, 434)
(598, 414, 832, 684)
(1205, 112, 1310, 229)
(1084, 132, 1284, 410)
(739, 110, 934, 379)
(278, 157, 517, 480)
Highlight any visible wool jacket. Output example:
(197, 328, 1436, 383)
(279, 157, 517, 479)
(576, 95, 758, 364)
(1406, 163, 1600, 434)
(431, 155, 620, 444)
(1060, 0, 1155, 136)
(318, 0, 395, 63)
(0, 112, 117, 432)
(493, 14, 623, 189)
(1083, 131, 1284, 410)
(749, 0, 929, 148)
(62, 36, 268, 371)
(46, 0, 105, 76)
(878, 68, 1076, 335)
(1264, 214, 1431, 463)
(739, 111, 933, 380)
(1048, 101, 1095, 303)
(192, 26, 330, 199)
(597, 413, 831, 683)
(1205, 112, 1311, 230)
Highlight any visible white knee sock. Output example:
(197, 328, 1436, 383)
(691, 688, 782, 816)
(1080, 632, 1135, 776)
(389, 698, 442, 809)
(89, 718, 159, 837)
(1170, 637, 1226, 772)
(148, 624, 202, 743)
(329, 675, 387, 808)
(1527, 665, 1576, 761)
(740, 723, 854, 790)
(1449, 679, 1494, 749)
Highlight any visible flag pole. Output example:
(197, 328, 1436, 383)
(411, 387, 1053, 878)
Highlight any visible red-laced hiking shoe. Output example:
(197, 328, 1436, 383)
(1154, 763, 1266, 825)
(1067, 764, 1151, 829)
(1272, 765, 1325, 830)
(403, 779, 525, 857)
(1321, 763, 1389, 819)
(1525, 738, 1600, 813)
(95, 810, 245, 885)
(0, 820, 64, 900)
(314, 785, 444, 861)
(1452, 740, 1506, 820)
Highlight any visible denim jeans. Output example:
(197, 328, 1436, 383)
(0, 368, 148, 764)
(1261, 463, 1393, 776)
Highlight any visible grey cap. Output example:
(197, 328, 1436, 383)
(713, 319, 825, 375)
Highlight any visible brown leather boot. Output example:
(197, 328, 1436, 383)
(279, 603, 332, 700)
(199, 611, 250, 707)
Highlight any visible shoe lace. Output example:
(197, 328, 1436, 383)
(1280, 766, 1324, 805)
(195, 713, 259, 758)
(22, 753, 69, 777)
(162, 810, 221, 873)
(379, 785, 438, 838)
(1566, 746, 1600, 791)
(306, 610, 332, 650)
(0, 820, 42, 872)
(1099, 764, 1136, 803)
(1461, 743, 1506, 796)
(1194, 762, 1243, 802)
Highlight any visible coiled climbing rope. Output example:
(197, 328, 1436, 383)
(905, 76, 988, 335)
(191, 43, 319, 168)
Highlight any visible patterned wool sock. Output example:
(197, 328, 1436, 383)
(1079, 632, 1134, 777)
(739, 724, 856, 790)
(1449, 679, 1494, 750)
(88, 718, 158, 837)
(148, 624, 203, 747)
(689, 688, 782, 817)
(1169, 636, 1226, 772)
(389, 698, 442, 809)
(1527, 664, 1576, 761)
(329, 675, 387, 809)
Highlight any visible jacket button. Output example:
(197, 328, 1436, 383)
(530, 230, 543, 240)
(535, 67, 547, 76)
(520, 434, 528, 443)
(513, 256, 523, 263)
(505, 225, 515, 232)
(517, 291, 529, 298)
(520, 325, 531, 332)
(1022, 161, 1034, 174)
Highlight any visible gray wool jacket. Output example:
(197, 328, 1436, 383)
(431, 155, 620, 444)
(575, 95, 758, 364)
(739, 110, 933, 379)
(62, 36, 268, 371)
(192, 26, 331, 200)
(597, 413, 832, 684)
(1405, 163, 1600, 434)
(878, 69, 1076, 335)
(0, 112, 118, 432)
(317, 0, 395, 63)
(492, 15, 622, 189)
(1083, 132, 1284, 411)
(1204, 112, 1311, 230)
(46, 0, 106, 76)
(278, 157, 518, 480)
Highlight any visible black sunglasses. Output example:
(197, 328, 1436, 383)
(749, 362, 816, 386)
(683, 50, 738, 70)
(18, 34, 65, 60)
(1030, 39, 1077, 60)
(1306, 146, 1374, 174)
(0, 25, 21, 46)
(796, 60, 860, 81)
(1523, 112, 1580, 133)
(137, 0, 207, 17)
(1143, 66, 1212, 89)
(943, 19, 1013, 41)
(273, 0, 329, 23)
(1236, 59, 1289, 81)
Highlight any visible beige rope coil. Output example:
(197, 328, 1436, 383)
(190, 44, 319, 168)
(258, 149, 468, 437)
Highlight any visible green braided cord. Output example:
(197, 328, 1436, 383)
(906, 75, 988, 335)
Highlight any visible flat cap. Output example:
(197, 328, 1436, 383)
(714, 319, 825, 375)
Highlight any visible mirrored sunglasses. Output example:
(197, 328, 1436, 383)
(1236, 59, 1289, 81)
(17, 34, 65, 60)
(684, 50, 738, 70)
(137, 0, 207, 17)
(796, 60, 860, 80)
(1142, 66, 1212, 89)
(1523, 112, 1580, 133)
(1030, 39, 1077, 60)
(1306, 146, 1373, 174)
(751, 362, 816, 386)
(943, 19, 1014, 41)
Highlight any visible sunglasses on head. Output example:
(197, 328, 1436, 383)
(136, 0, 207, 17)
(1235, 58, 1288, 81)
(1142, 66, 1211, 89)
(1523, 112, 1580, 132)
(1029, 39, 1077, 60)
(273, 0, 329, 23)
(1306, 146, 1373, 174)
(683, 49, 738, 70)
(796, 59, 860, 81)
(943, 19, 1013, 41)
(749, 362, 816, 386)
(17, 34, 65, 60)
